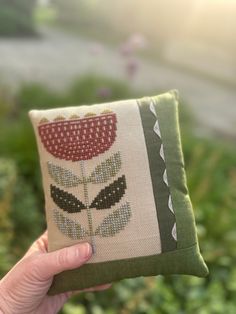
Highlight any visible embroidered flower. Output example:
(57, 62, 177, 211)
(38, 112, 117, 161)
(38, 110, 131, 248)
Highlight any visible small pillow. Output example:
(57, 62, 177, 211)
(29, 91, 208, 295)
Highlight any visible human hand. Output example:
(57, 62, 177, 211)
(0, 231, 111, 314)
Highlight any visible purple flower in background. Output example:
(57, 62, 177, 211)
(97, 86, 112, 99)
(128, 33, 148, 50)
(119, 33, 148, 57)
(125, 58, 139, 79)
(119, 33, 147, 80)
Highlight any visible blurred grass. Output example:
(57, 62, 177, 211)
(0, 75, 235, 313)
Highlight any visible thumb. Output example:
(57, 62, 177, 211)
(32, 242, 92, 281)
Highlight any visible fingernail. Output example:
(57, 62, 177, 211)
(80, 242, 92, 260)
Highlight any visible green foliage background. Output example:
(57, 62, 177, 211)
(0, 0, 37, 36)
(0, 76, 235, 313)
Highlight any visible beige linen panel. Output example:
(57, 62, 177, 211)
(29, 99, 161, 263)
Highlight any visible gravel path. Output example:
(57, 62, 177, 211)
(0, 28, 235, 138)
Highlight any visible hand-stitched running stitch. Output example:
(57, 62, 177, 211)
(38, 112, 132, 250)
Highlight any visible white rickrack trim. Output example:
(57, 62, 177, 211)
(153, 120, 161, 138)
(172, 223, 177, 241)
(160, 144, 165, 160)
(163, 169, 168, 186)
(149, 98, 177, 241)
(168, 195, 174, 214)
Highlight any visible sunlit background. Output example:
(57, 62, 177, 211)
(0, 1, 235, 313)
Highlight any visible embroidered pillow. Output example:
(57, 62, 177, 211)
(29, 90, 208, 295)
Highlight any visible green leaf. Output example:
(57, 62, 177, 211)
(89, 175, 127, 210)
(95, 202, 131, 237)
(50, 184, 86, 213)
(88, 152, 122, 184)
(47, 162, 82, 188)
(53, 208, 89, 240)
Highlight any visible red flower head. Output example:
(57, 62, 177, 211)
(38, 111, 117, 161)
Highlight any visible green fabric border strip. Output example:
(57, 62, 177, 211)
(152, 91, 201, 250)
(48, 243, 208, 295)
(137, 98, 177, 252)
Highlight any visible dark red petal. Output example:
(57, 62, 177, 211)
(38, 113, 117, 161)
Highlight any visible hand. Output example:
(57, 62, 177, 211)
(0, 231, 111, 314)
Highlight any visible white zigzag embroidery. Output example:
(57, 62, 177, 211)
(149, 98, 177, 242)
(172, 223, 177, 241)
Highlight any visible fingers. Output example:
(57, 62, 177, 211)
(33, 231, 49, 253)
(24, 230, 49, 258)
(31, 242, 92, 281)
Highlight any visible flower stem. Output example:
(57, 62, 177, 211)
(80, 160, 96, 253)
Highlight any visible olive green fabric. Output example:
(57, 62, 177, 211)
(49, 243, 207, 295)
(152, 91, 198, 249)
(47, 91, 208, 295)
(138, 98, 177, 252)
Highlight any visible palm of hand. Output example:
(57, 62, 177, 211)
(0, 232, 110, 314)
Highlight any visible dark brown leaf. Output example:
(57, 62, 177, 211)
(50, 184, 86, 213)
(89, 175, 127, 210)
